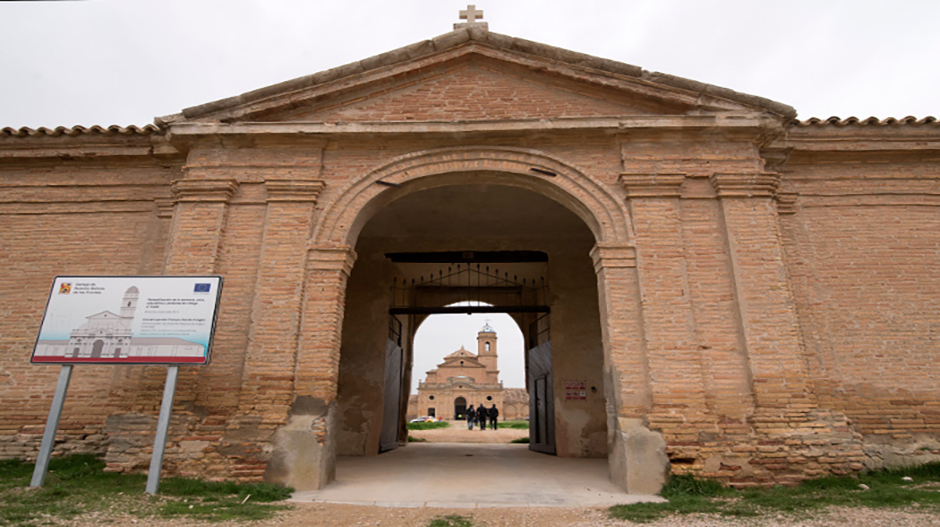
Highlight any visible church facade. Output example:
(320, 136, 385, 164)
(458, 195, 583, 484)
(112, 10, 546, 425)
(1, 14, 939, 494)
(408, 324, 528, 422)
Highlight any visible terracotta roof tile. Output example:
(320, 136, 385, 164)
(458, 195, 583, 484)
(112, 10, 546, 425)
(0, 124, 161, 138)
(792, 116, 938, 127)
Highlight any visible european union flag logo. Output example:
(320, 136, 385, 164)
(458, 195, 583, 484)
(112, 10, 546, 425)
(194, 283, 211, 293)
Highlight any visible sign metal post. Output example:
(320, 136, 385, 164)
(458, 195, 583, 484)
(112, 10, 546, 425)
(30, 364, 74, 487)
(146, 364, 179, 494)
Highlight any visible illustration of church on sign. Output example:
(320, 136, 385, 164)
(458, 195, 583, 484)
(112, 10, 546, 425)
(33, 286, 205, 360)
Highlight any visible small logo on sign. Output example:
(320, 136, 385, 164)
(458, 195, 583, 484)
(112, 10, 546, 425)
(194, 283, 211, 293)
(58, 283, 72, 294)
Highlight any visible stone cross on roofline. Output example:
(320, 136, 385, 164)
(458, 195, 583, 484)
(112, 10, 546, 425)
(454, 4, 488, 31)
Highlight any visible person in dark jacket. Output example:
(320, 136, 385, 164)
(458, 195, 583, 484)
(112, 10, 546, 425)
(488, 404, 499, 430)
(466, 404, 476, 430)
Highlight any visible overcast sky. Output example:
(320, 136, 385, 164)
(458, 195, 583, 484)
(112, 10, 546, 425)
(2, 0, 938, 130)
(4, 1, 937, 392)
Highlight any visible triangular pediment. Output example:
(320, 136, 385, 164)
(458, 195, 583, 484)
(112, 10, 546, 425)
(259, 58, 677, 123)
(162, 28, 794, 126)
(87, 310, 122, 319)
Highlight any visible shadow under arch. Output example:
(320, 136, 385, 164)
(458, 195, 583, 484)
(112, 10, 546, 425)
(311, 146, 632, 247)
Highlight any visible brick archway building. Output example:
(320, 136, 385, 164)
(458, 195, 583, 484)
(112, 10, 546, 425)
(1, 22, 939, 494)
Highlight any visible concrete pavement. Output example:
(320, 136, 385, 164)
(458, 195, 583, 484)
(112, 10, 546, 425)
(290, 443, 663, 508)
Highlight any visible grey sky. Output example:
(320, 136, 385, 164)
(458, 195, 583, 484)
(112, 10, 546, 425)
(2, 0, 938, 129)
(3, 1, 937, 392)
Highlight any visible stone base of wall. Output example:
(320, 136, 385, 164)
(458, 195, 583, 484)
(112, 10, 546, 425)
(2, 407, 938, 489)
(0, 429, 109, 462)
(101, 412, 277, 483)
(662, 409, 880, 487)
(863, 434, 940, 471)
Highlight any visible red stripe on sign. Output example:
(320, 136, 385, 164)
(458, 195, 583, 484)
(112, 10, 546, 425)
(32, 356, 207, 364)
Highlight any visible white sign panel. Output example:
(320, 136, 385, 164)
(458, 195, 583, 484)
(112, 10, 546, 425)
(32, 276, 222, 365)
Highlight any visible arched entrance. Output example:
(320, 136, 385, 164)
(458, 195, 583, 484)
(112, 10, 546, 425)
(335, 180, 607, 464)
(453, 396, 467, 420)
(281, 147, 668, 494)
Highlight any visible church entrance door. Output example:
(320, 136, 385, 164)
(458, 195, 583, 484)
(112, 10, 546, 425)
(527, 314, 555, 454)
(454, 396, 467, 420)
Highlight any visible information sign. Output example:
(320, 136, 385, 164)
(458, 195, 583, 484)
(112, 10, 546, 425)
(32, 276, 222, 365)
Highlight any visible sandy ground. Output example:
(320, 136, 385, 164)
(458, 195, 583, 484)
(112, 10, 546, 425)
(277, 503, 940, 526)
(408, 421, 528, 443)
(61, 425, 940, 526)
(68, 503, 940, 527)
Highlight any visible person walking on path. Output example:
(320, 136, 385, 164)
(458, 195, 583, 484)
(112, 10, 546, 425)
(488, 404, 499, 430)
(466, 405, 476, 430)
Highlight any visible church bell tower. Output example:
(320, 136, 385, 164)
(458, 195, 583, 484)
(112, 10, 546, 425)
(121, 286, 139, 319)
(477, 321, 498, 377)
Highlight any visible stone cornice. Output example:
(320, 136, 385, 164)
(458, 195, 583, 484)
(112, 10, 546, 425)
(264, 178, 326, 203)
(618, 173, 685, 198)
(0, 134, 181, 162)
(709, 173, 780, 198)
(170, 178, 239, 203)
(307, 245, 357, 276)
(165, 114, 780, 143)
(590, 243, 637, 273)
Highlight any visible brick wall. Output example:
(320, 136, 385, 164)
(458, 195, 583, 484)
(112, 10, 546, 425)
(781, 151, 940, 467)
(0, 159, 174, 460)
(1, 57, 937, 489)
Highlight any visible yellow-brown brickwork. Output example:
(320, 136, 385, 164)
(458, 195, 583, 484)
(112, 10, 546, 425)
(1, 31, 938, 490)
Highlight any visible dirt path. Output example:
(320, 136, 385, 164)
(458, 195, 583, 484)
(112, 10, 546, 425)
(63, 425, 940, 526)
(279, 503, 940, 526)
(95, 503, 939, 527)
(408, 421, 528, 443)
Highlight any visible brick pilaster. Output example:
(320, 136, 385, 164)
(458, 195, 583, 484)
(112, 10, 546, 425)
(620, 174, 712, 430)
(238, 177, 326, 420)
(710, 173, 815, 413)
(589, 243, 647, 417)
(294, 245, 357, 401)
(156, 179, 239, 409)
(164, 178, 238, 273)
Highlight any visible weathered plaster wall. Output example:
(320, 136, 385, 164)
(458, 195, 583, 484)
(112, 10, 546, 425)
(336, 241, 390, 456)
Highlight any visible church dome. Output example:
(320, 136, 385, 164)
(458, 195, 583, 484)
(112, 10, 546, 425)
(480, 322, 494, 333)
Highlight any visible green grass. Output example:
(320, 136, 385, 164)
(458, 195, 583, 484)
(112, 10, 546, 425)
(407, 435, 429, 442)
(407, 420, 451, 430)
(0, 454, 292, 525)
(497, 420, 529, 430)
(428, 513, 474, 527)
(510, 437, 529, 443)
(609, 463, 940, 524)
